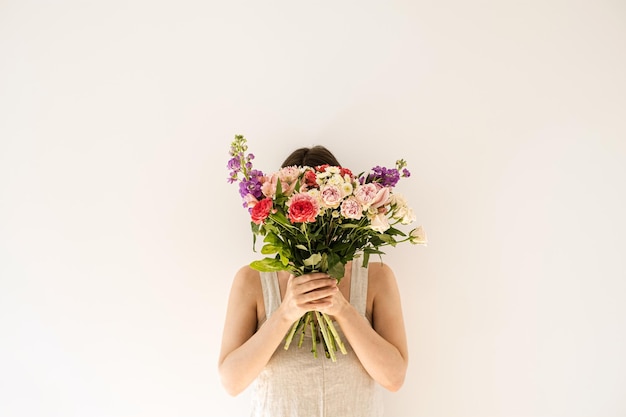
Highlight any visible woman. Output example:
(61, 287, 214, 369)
(218, 146, 409, 417)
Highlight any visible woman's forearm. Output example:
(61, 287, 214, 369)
(334, 304, 408, 391)
(219, 311, 293, 396)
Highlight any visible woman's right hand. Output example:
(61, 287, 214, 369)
(277, 272, 339, 323)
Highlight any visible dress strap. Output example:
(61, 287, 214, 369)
(350, 257, 369, 317)
(259, 271, 281, 321)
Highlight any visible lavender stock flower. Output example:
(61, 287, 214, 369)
(238, 169, 264, 200)
(369, 166, 400, 187)
(227, 136, 263, 185)
(227, 156, 241, 171)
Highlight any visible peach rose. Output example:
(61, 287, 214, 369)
(287, 193, 320, 223)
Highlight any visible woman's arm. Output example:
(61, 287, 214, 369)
(324, 262, 409, 391)
(218, 267, 339, 396)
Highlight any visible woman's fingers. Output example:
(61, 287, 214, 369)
(290, 274, 337, 293)
(279, 273, 342, 322)
(299, 286, 338, 304)
(286, 273, 338, 306)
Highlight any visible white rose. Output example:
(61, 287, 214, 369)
(400, 206, 416, 224)
(390, 193, 408, 207)
(370, 213, 390, 232)
(409, 226, 428, 245)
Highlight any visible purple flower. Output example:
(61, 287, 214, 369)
(368, 166, 400, 187)
(227, 156, 241, 171)
(238, 169, 265, 199)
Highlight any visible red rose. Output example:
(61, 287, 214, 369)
(250, 198, 273, 224)
(304, 170, 318, 188)
(287, 193, 319, 223)
(339, 167, 353, 178)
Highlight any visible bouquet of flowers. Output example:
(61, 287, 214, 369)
(227, 134, 426, 361)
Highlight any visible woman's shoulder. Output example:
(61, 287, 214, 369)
(234, 264, 261, 277)
(365, 261, 398, 291)
(366, 261, 395, 277)
(230, 264, 263, 297)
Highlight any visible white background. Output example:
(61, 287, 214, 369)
(1, 1, 625, 416)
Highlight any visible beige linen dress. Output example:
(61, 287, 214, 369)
(250, 260, 384, 417)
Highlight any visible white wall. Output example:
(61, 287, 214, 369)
(1, 1, 625, 416)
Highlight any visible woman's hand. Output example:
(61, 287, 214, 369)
(277, 273, 341, 323)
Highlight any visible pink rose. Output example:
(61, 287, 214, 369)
(320, 185, 343, 208)
(340, 197, 363, 220)
(354, 183, 378, 206)
(287, 193, 319, 223)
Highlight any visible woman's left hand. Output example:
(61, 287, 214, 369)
(317, 281, 351, 319)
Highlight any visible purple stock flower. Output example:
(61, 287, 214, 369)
(368, 166, 400, 187)
(227, 156, 241, 171)
(238, 169, 264, 199)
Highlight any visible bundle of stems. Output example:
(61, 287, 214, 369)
(284, 310, 347, 361)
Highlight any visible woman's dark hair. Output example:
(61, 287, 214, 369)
(281, 145, 341, 168)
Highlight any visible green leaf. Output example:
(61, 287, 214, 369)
(250, 258, 287, 272)
(303, 253, 322, 267)
(386, 226, 406, 237)
(328, 260, 345, 280)
(275, 176, 283, 196)
(263, 223, 279, 235)
(261, 244, 280, 255)
(337, 223, 360, 229)
(377, 234, 395, 244)
(263, 232, 282, 246)
(362, 251, 370, 267)
(296, 244, 308, 251)
(270, 211, 291, 228)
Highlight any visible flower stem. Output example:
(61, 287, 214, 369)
(284, 316, 303, 350)
(299, 312, 311, 348)
(322, 313, 347, 355)
(310, 314, 318, 358)
(315, 311, 337, 362)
